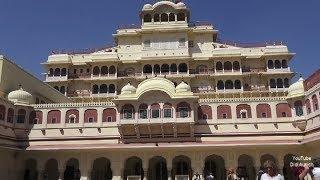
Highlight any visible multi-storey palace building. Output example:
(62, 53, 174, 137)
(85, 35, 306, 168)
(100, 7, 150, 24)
(0, 1, 319, 180)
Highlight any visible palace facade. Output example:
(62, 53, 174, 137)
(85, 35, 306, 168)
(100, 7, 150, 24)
(0, 1, 319, 180)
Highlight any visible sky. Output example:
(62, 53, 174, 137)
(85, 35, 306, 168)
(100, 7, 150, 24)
(0, 0, 319, 80)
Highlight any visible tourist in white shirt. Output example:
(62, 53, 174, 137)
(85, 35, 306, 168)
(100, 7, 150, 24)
(260, 160, 284, 180)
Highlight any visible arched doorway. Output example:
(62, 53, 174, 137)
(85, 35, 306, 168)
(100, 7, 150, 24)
(64, 158, 80, 180)
(148, 156, 167, 180)
(124, 157, 144, 180)
(43, 159, 59, 180)
(91, 157, 112, 180)
(172, 155, 192, 180)
(203, 155, 226, 180)
(237, 154, 256, 180)
(24, 159, 38, 180)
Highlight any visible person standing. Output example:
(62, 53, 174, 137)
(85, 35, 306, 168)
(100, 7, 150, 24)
(260, 160, 284, 180)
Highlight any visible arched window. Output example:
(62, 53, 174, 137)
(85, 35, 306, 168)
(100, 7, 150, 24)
(176, 102, 190, 118)
(282, 60, 288, 68)
(103, 108, 116, 122)
(236, 104, 252, 118)
(122, 104, 135, 119)
(151, 103, 161, 118)
(178, 63, 188, 73)
(270, 79, 276, 88)
(29, 111, 43, 124)
(100, 84, 108, 94)
(217, 105, 232, 119)
(268, 60, 274, 69)
(93, 66, 100, 76)
(198, 105, 212, 120)
(284, 78, 290, 88)
(61, 68, 67, 76)
(276, 103, 292, 117)
(49, 68, 54, 77)
(125, 67, 135, 76)
(109, 84, 116, 94)
(294, 101, 304, 116)
(312, 94, 319, 111)
(54, 68, 61, 76)
(256, 104, 271, 118)
(92, 85, 99, 94)
(144, 14, 152, 22)
(275, 60, 281, 69)
(139, 104, 148, 119)
(154, 14, 160, 22)
(59, 86, 65, 94)
(217, 81, 224, 90)
(17, 109, 26, 123)
(170, 64, 177, 73)
(7, 108, 14, 123)
(163, 103, 173, 118)
(54, 86, 59, 91)
(224, 61, 232, 71)
(161, 64, 170, 74)
(154, 64, 160, 75)
(161, 13, 168, 22)
(177, 13, 185, 21)
(169, 13, 175, 21)
(305, 99, 312, 114)
(143, 64, 152, 74)
(235, 80, 242, 89)
(47, 110, 61, 124)
(109, 66, 116, 75)
(277, 78, 284, 88)
(216, 62, 223, 71)
(0, 105, 5, 121)
(233, 61, 240, 71)
(197, 65, 208, 74)
(101, 66, 108, 75)
(66, 109, 79, 124)
(84, 109, 97, 123)
(225, 80, 234, 90)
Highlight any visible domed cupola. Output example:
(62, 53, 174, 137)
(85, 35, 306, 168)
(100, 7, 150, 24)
(121, 83, 137, 95)
(287, 77, 305, 99)
(142, 4, 153, 10)
(176, 81, 191, 93)
(8, 86, 34, 105)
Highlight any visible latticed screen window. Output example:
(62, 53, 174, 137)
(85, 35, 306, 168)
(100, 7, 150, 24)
(222, 114, 227, 119)
(179, 107, 189, 118)
(152, 109, 160, 118)
(163, 109, 172, 118)
(282, 112, 287, 117)
(139, 110, 148, 119)
(124, 109, 133, 119)
(295, 106, 303, 116)
(107, 116, 113, 122)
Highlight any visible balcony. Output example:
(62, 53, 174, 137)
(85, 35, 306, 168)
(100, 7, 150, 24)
(191, 87, 215, 94)
(189, 69, 214, 76)
(266, 67, 292, 73)
(68, 73, 91, 80)
(45, 75, 68, 82)
(91, 74, 117, 80)
(118, 116, 195, 141)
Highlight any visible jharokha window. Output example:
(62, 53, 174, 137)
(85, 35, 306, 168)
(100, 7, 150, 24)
(177, 102, 190, 118)
(122, 104, 135, 120)
(151, 103, 160, 119)
(163, 103, 173, 118)
(139, 104, 148, 119)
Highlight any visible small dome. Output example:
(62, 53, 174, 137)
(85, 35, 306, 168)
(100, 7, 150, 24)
(121, 83, 137, 95)
(8, 87, 33, 105)
(176, 2, 186, 8)
(143, 4, 153, 10)
(287, 77, 305, 99)
(176, 81, 191, 93)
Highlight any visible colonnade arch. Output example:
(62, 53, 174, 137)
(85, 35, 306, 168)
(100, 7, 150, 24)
(203, 155, 226, 180)
(148, 156, 167, 180)
(237, 154, 256, 180)
(91, 157, 113, 180)
(64, 158, 80, 180)
(172, 155, 192, 180)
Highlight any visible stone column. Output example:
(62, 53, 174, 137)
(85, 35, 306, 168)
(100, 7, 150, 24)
(111, 162, 122, 180)
(79, 108, 85, 127)
(142, 158, 149, 180)
(251, 102, 257, 119)
(61, 109, 67, 128)
(270, 102, 277, 119)
(97, 107, 103, 126)
(58, 169, 64, 180)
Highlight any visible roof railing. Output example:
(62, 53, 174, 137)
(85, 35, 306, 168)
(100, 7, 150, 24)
(50, 44, 116, 55)
(216, 39, 285, 48)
